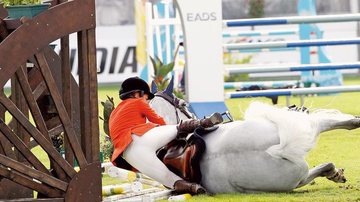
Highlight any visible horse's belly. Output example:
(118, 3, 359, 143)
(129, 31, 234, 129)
(200, 151, 308, 193)
(200, 120, 308, 193)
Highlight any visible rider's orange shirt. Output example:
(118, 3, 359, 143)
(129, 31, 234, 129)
(109, 97, 166, 165)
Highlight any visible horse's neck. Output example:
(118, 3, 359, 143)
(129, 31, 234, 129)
(150, 98, 183, 124)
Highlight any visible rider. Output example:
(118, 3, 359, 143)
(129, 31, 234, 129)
(109, 76, 223, 194)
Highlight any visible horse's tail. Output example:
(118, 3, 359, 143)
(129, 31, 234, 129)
(244, 102, 318, 163)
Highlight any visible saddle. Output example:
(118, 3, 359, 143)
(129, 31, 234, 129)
(156, 126, 218, 183)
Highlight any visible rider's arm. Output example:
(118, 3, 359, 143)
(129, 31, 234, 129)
(138, 99, 166, 125)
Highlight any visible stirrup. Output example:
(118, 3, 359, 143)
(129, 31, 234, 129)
(207, 112, 223, 125)
(201, 112, 223, 128)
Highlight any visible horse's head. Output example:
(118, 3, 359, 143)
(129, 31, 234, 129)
(149, 76, 195, 124)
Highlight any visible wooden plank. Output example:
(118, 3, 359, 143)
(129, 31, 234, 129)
(0, 138, 5, 154)
(0, 93, 77, 178)
(0, 6, 7, 19)
(0, 94, 15, 158)
(60, 35, 75, 167)
(19, 66, 31, 157)
(32, 81, 47, 100)
(86, 28, 101, 199)
(44, 116, 62, 131)
(11, 66, 31, 162)
(0, 167, 64, 198)
(2, 18, 21, 30)
(0, 178, 33, 199)
(0, 134, 4, 157)
(11, 75, 20, 160)
(64, 162, 102, 202)
(26, 64, 48, 100)
(4, 199, 64, 202)
(77, 31, 92, 161)
(48, 124, 64, 137)
(15, 67, 49, 139)
(0, 18, 9, 40)
(35, 52, 88, 169)
(28, 139, 38, 149)
(15, 66, 68, 182)
(0, 118, 50, 174)
(0, 133, 15, 159)
(0, 154, 68, 191)
(87, 28, 100, 163)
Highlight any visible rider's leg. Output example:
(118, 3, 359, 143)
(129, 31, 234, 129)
(123, 125, 206, 194)
(177, 112, 223, 134)
(296, 163, 346, 188)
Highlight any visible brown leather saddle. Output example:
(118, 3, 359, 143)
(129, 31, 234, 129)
(156, 126, 218, 183)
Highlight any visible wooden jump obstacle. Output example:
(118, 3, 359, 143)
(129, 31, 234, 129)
(0, 0, 101, 201)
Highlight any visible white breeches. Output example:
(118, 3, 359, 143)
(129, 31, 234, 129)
(122, 125, 182, 188)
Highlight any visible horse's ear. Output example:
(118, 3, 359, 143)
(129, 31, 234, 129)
(151, 80, 158, 93)
(164, 75, 174, 96)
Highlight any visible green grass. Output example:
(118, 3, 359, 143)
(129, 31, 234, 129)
(99, 77, 360, 201)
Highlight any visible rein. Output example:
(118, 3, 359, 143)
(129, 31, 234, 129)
(153, 92, 193, 123)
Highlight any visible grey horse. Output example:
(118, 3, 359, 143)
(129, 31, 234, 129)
(149, 79, 360, 193)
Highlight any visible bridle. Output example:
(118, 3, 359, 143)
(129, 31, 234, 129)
(152, 91, 193, 124)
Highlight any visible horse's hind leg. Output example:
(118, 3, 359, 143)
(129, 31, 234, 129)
(311, 113, 360, 133)
(296, 163, 346, 188)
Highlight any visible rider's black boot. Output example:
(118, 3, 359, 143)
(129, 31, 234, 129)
(174, 180, 207, 195)
(177, 112, 223, 134)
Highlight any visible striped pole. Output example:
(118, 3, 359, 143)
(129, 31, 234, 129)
(168, 193, 192, 201)
(225, 62, 360, 74)
(103, 187, 165, 202)
(225, 85, 360, 99)
(224, 80, 299, 89)
(224, 38, 360, 51)
(224, 13, 360, 27)
(102, 182, 143, 196)
(107, 166, 163, 187)
(223, 29, 298, 38)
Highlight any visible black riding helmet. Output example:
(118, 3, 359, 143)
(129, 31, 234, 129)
(119, 77, 155, 100)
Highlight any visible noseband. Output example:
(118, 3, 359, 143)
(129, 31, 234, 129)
(153, 92, 193, 124)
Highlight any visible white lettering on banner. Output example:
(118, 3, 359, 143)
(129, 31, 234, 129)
(66, 25, 140, 84)
(69, 46, 137, 75)
(186, 12, 217, 22)
(68, 45, 139, 84)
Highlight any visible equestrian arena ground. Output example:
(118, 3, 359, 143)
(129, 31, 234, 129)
(97, 76, 360, 201)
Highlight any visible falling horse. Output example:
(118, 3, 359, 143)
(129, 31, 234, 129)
(149, 80, 360, 193)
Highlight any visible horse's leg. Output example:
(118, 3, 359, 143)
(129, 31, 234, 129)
(311, 112, 360, 133)
(296, 163, 346, 188)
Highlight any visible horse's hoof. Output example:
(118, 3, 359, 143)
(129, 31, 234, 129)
(195, 185, 208, 195)
(174, 180, 208, 195)
(350, 119, 360, 130)
(327, 168, 346, 183)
